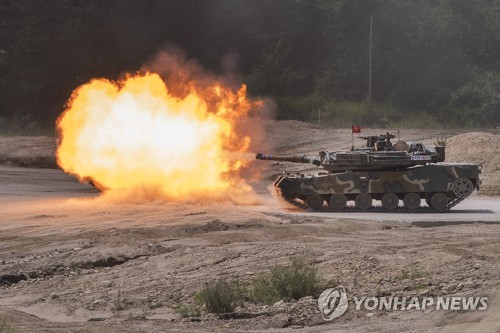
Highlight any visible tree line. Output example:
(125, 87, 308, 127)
(1, 0, 499, 131)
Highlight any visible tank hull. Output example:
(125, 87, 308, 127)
(274, 164, 481, 211)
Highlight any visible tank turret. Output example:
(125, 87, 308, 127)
(257, 133, 445, 173)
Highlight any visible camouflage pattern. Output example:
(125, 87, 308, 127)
(257, 133, 481, 211)
(275, 164, 480, 200)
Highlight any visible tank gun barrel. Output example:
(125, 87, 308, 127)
(256, 153, 321, 166)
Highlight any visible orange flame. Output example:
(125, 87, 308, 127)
(56, 72, 264, 202)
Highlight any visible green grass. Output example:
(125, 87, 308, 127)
(318, 101, 445, 129)
(275, 94, 496, 129)
(191, 256, 321, 314)
(410, 283, 428, 291)
(195, 278, 244, 313)
(249, 256, 319, 304)
(398, 267, 428, 281)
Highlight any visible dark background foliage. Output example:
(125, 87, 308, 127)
(1, 0, 499, 130)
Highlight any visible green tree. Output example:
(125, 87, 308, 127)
(246, 39, 308, 95)
(445, 67, 500, 126)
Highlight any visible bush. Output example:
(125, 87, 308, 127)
(274, 95, 445, 128)
(445, 67, 500, 127)
(175, 303, 201, 318)
(390, 113, 442, 129)
(250, 256, 319, 304)
(195, 278, 244, 313)
(275, 94, 326, 121)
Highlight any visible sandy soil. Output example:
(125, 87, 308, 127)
(1, 122, 500, 333)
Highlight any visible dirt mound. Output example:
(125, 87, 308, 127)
(446, 132, 500, 195)
(0, 136, 57, 168)
(446, 132, 499, 168)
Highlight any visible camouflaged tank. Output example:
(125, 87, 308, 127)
(256, 133, 481, 211)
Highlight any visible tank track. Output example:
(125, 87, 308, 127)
(274, 187, 467, 213)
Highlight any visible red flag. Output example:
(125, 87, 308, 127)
(352, 125, 361, 134)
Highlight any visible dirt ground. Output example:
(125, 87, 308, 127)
(1, 122, 500, 333)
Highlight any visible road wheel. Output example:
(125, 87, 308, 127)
(381, 193, 399, 210)
(452, 178, 474, 198)
(403, 193, 421, 210)
(329, 194, 347, 210)
(306, 193, 324, 210)
(355, 193, 372, 210)
(430, 193, 448, 211)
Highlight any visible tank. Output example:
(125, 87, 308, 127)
(256, 132, 481, 211)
